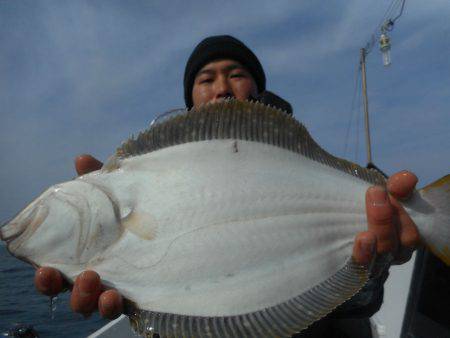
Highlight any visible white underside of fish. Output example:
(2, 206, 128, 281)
(40, 139, 369, 317)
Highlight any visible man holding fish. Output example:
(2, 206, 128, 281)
(34, 36, 421, 335)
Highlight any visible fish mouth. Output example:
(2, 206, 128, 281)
(0, 217, 16, 241)
(0, 203, 46, 243)
(0, 211, 34, 243)
(0, 221, 25, 243)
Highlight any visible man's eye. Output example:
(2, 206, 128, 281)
(230, 73, 245, 78)
(200, 78, 213, 84)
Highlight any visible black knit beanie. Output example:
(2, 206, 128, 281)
(184, 35, 266, 108)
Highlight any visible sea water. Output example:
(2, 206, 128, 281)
(0, 244, 107, 337)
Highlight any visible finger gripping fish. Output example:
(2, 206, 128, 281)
(2, 100, 450, 337)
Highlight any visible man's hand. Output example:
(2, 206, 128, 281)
(353, 171, 421, 266)
(34, 155, 124, 319)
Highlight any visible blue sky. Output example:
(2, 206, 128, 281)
(1, 0, 449, 222)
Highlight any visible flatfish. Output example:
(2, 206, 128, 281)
(2, 100, 449, 337)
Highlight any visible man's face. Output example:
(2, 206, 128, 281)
(192, 59, 258, 108)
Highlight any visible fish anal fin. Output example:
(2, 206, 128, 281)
(126, 258, 369, 337)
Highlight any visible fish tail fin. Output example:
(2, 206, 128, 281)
(418, 174, 450, 265)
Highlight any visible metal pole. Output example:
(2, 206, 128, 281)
(360, 48, 373, 164)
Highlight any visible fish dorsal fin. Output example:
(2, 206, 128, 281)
(114, 99, 385, 185)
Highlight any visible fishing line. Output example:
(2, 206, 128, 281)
(391, 0, 406, 24)
(377, 0, 400, 32)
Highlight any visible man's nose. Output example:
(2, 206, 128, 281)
(214, 77, 233, 99)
